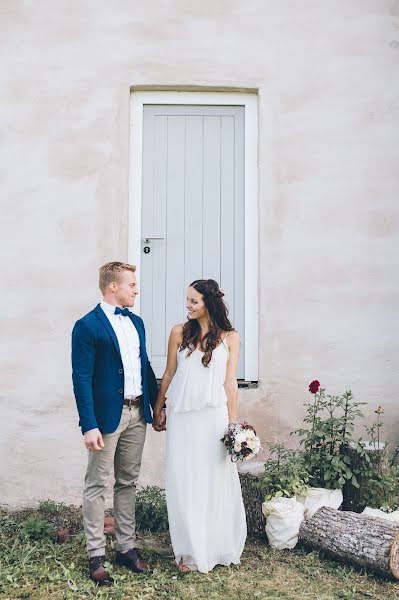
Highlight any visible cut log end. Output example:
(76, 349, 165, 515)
(389, 533, 399, 579)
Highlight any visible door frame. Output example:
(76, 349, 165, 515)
(129, 90, 258, 381)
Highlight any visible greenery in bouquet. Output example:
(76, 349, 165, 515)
(258, 443, 310, 501)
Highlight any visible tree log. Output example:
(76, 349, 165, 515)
(238, 472, 266, 537)
(299, 506, 399, 579)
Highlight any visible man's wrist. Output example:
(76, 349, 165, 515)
(83, 427, 99, 436)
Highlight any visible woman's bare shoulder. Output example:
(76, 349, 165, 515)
(170, 323, 184, 338)
(225, 330, 239, 341)
(224, 330, 240, 350)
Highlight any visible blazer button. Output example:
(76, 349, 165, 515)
(118, 369, 123, 374)
(118, 389, 123, 394)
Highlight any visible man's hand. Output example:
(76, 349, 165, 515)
(152, 409, 167, 432)
(84, 428, 104, 451)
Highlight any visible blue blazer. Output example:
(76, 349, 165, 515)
(71, 304, 158, 434)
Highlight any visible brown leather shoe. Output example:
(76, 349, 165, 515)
(115, 548, 152, 574)
(89, 556, 113, 585)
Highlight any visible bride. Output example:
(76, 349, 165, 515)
(152, 279, 247, 574)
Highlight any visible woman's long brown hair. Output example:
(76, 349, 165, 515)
(180, 279, 234, 367)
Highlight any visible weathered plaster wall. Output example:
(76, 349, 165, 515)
(1, 1, 398, 505)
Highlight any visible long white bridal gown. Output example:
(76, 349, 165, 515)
(165, 335, 247, 573)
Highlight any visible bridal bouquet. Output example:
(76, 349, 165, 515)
(221, 422, 261, 462)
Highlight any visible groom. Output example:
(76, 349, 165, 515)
(72, 261, 165, 585)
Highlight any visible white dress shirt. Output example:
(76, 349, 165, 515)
(100, 301, 143, 398)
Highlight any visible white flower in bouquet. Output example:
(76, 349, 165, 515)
(234, 441, 243, 452)
(246, 439, 256, 451)
(246, 429, 256, 440)
(235, 432, 247, 444)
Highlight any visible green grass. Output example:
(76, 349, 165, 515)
(1, 505, 399, 600)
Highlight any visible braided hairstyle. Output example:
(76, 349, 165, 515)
(181, 279, 234, 367)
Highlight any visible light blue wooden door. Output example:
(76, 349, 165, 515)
(141, 104, 245, 378)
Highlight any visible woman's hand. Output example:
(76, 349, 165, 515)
(152, 408, 167, 432)
(152, 325, 182, 432)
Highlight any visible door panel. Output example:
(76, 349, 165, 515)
(141, 105, 245, 377)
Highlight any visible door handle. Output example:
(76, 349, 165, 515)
(143, 236, 165, 243)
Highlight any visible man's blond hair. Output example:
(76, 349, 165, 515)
(99, 261, 136, 293)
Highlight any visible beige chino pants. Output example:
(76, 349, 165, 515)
(82, 405, 147, 557)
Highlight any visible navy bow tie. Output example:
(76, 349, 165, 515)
(114, 307, 130, 317)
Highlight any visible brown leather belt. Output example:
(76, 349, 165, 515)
(123, 395, 143, 407)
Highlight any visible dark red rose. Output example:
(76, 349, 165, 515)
(309, 380, 320, 394)
(241, 422, 256, 434)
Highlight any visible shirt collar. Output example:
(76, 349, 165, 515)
(100, 300, 120, 317)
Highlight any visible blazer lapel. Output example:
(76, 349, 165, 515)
(129, 313, 146, 357)
(94, 304, 121, 356)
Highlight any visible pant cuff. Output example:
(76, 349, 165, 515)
(88, 548, 106, 558)
(116, 540, 142, 553)
(116, 545, 130, 553)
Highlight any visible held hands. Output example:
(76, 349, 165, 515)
(84, 428, 104, 451)
(152, 409, 167, 432)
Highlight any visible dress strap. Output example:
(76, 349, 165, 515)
(221, 332, 230, 356)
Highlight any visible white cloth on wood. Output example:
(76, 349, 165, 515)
(262, 496, 305, 549)
(363, 507, 399, 522)
(297, 487, 343, 520)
